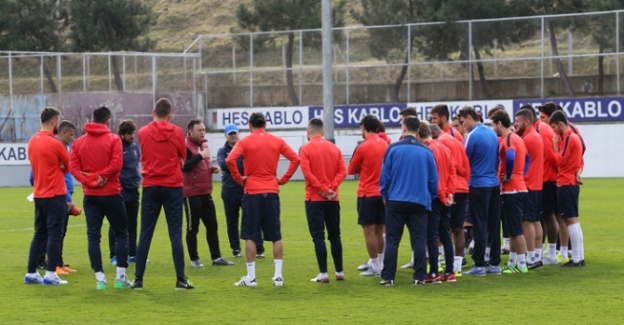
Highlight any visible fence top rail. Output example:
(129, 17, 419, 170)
(0, 51, 200, 59)
(188, 9, 624, 48)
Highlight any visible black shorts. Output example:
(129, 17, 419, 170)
(541, 181, 557, 217)
(450, 192, 469, 229)
(501, 192, 526, 237)
(557, 185, 580, 219)
(357, 196, 385, 225)
(241, 193, 281, 242)
(523, 190, 542, 222)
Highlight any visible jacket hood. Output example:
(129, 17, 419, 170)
(148, 121, 178, 142)
(84, 123, 112, 136)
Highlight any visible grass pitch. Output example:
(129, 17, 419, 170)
(1, 179, 623, 324)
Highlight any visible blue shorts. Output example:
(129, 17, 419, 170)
(501, 192, 526, 237)
(541, 181, 557, 217)
(557, 185, 580, 219)
(357, 196, 385, 225)
(241, 193, 281, 242)
(523, 190, 542, 222)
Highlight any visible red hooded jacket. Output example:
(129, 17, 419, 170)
(70, 123, 123, 196)
(138, 120, 186, 188)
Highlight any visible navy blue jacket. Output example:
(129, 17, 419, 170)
(217, 141, 244, 194)
(120, 140, 141, 190)
(463, 124, 500, 188)
(379, 135, 438, 210)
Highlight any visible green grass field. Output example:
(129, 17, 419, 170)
(1, 179, 624, 324)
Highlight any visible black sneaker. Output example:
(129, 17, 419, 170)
(413, 280, 425, 286)
(131, 278, 143, 290)
(379, 279, 394, 286)
(462, 257, 468, 266)
(175, 277, 195, 290)
(233, 249, 242, 258)
(561, 260, 584, 267)
(580, 260, 586, 266)
(527, 261, 543, 270)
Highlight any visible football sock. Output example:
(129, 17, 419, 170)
(547, 244, 556, 260)
(535, 248, 543, 261)
(485, 247, 491, 263)
(503, 238, 510, 250)
(27, 272, 39, 277)
(371, 257, 381, 271)
(335, 271, 344, 277)
(378, 253, 385, 266)
(508, 252, 517, 267)
(246, 262, 256, 280)
(560, 246, 568, 259)
(517, 253, 527, 269)
(453, 256, 463, 272)
(579, 224, 585, 260)
(568, 223, 582, 263)
(95, 271, 106, 282)
(45, 271, 55, 279)
(274, 259, 283, 278)
(116, 267, 126, 280)
(527, 250, 536, 263)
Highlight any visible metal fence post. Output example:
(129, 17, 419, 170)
(346, 28, 350, 105)
(40, 55, 44, 93)
(108, 54, 112, 92)
(152, 56, 157, 105)
(8, 52, 13, 112)
(407, 25, 411, 103)
(617, 11, 621, 95)
(57, 54, 61, 94)
(82, 54, 87, 92)
(468, 21, 473, 100)
(122, 53, 126, 91)
(299, 30, 303, 105)
(249, 34, 254, 108)
(541, 16, 545, 98)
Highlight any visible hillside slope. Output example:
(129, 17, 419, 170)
(146, 0, 362, 52)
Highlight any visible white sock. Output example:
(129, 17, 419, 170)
(547, 244, 556, 260)
(378, 253, 384, 266)
(116, 267, 126, 280)
(319, 272, 328, 279)
(527, 250, 536, 263)
(485, 246, 491, 263)
(469, 240, 475, 249)
(568, 223, 582, 263)
(579, 225, 585, 260)
(560, 246, 568, 259)
(503, 238, 510, 250)
(95, 271, 106, 282)
(27, 272, 39, 277)
(274, 259, 283, 278)
(517, 253, 527, 269)
(370, 257, 381, 271)
(438, 246, 444, 256)
(508, 252, 517, 267)
(453, 256, 463, 272)
(335, 271, 344, 277)
(535, 248, 543, 261)
(45, 271, 56, 279)
(246, 262, 256, 280)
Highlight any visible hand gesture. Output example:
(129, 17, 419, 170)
(199, 148, 210, 159)
(211, 166, 220, 174)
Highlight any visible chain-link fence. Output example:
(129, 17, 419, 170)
(3, 10, 624, 141)
(0, 51, 201, 142)
(191, 10, 624, 108)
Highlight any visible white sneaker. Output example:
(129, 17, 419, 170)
(191, 260, 204, 268)
(234, 276, 257, 287)
(24, 273, 44, 284)
(310, 275, 329, 283)
(543, 258, 558, 265)
(272, 276, 284, 287)
(359, 268, 381, 277)
(357, 261, 371, 271)
(400, 261, 414, 269)
(43, 274, 68, 285)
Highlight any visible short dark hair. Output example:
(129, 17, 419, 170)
(401, 116, 420, 133)
(118, 119, 136, 135)
(360, 115, 380, 133)
(520, 104, 534, 111)
(430, 104, 450, 120)
(249, 112, 266, 128)
(487, 105, 505, 119)
(187, 118, 203, 131)
(417, 121, 432, 138)
(458, 106, 479, 121)
(538, 102, 558, 117)
(549, 110, 568, 125)
(515, 108, 535, 124)
(308, 118, 324, 133)
(41, 107, 61, 124)
(92, 106, 112, 124)
(490, 110, 511, 128)
(451, 116, 460, 122)
(377, 120, 386, 133)
(429, 123, 443, 139)
(154, 98, 172, 118)
(399, 107, 417, 117)
(58, 120, 75, 134)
